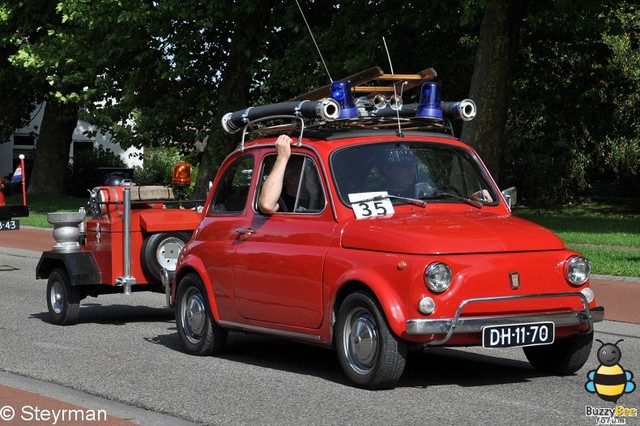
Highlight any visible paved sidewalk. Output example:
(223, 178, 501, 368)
(0, 372, 196, 425)
(0, 225, 52, 252)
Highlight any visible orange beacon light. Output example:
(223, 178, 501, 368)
(172, 162, 191, 188)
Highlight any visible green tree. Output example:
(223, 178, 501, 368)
(0, 2, 79, 195)
(2, 0, 638, 207)
(595, 1, 640, 195)
(461, 0, 527, 181)
(502, 0, 634, 206)
(193, 1, 277, 193)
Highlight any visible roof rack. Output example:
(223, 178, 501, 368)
(221, 66, 476, 150)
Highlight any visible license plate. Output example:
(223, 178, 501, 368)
(0, 219, 20, 231)
(482, 321, 555, 348)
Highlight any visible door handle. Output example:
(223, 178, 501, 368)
(235, 227, 256, 236)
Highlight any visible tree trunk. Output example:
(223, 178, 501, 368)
(194, 1, 276, 197)
(28, 100, 78, 196)
(461, 0, 526, 183)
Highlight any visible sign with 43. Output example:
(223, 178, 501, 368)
(348, 192, 395, 219)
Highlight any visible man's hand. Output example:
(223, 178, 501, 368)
(274, 134, 292, 161)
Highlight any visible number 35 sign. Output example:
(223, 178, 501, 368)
(348, 192, 395, 219)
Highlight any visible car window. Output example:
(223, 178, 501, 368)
(331, 141, 498, 205)
(258, 154, 325, 213)
(209, 155, 254, 214)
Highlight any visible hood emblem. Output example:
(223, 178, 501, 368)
(509, 272, 520, 290)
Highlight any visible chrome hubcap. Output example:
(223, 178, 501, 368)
(343, 308, 378, 375)
(182, 289, 206, 344)
(50, 281, 65, 314)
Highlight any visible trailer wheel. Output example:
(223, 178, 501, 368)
(176, 273, 227, 356)
(46, 268, 80, 325)
(141, 232, 191, 283)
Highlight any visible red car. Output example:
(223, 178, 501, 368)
(170, 68, 604, 389)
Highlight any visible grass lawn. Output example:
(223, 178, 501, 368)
(6, 193, 86, 228)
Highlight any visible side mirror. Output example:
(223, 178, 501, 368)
(501, 187, 517, 210)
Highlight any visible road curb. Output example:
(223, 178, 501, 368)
(592, 274, 640, 284)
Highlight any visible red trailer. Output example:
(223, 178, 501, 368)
(36, 163, 203, 325)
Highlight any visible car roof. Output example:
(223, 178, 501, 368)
(293, 128, 459, 142)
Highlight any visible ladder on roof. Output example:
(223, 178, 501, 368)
(289, 66, 438, 101)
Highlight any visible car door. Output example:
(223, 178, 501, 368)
(232, 153, 336, 329)
(194, 154, 255, 320)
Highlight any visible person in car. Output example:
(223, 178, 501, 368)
(376, 145, 420, 198)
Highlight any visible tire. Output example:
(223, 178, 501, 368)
(335, 291, 407, 389)
(524, 331, 594, 375)
(175, 273, 227, 356)
(46, 268, 80, 325)
(141, 232, 191, 283)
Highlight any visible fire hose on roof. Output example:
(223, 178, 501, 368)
(221, 98, 341, 134)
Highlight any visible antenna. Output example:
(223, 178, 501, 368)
(295, 0, 333, 83)
(383, 37, 403, 137)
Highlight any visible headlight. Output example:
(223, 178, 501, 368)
(425, 262, 452, 293)
(565, 256, 591, 286)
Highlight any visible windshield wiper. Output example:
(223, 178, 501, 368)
(421, 192, 483, 209)
(358, 194, 427, 208)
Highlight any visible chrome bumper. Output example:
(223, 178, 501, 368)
(406, 292, 604, 345)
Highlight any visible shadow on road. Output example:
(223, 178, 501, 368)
(31, 304, 550, 389)
(30, 304, 174, 326)
(149, 330, 546, 389)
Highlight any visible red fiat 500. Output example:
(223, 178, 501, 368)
(170, 71, 603, 389)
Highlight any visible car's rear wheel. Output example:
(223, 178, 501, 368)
(46, 268, 80, 326)
(335, 291, 406, 389)
(524, 331, 593, 374)
(175, 273, 227, 356)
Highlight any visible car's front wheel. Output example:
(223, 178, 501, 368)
(175, 273, 227, 356)
(335, 291, 406, 389)
(524, 331, 594, 374)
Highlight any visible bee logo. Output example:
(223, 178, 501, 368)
(585, 339, 635, 402)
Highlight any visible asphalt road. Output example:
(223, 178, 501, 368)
(1, 246, 639, 426)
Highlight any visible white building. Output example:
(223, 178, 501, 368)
(1, 103, 142, 181)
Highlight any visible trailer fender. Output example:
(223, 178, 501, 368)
(138, 209, 202, 233)
(36, 251, 101, 286)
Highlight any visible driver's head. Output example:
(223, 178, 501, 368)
(378, 145, 417, 192)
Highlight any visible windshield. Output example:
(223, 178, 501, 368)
(330, 141, 498, 206)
